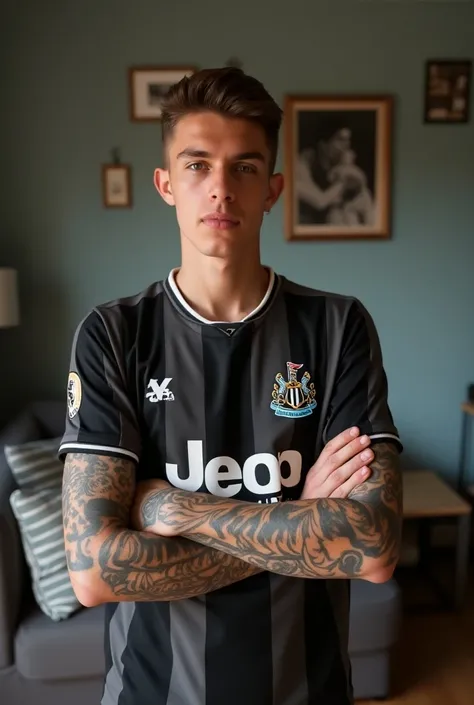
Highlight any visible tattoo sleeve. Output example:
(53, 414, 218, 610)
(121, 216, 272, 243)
(62, 453, 259, 603)
(147, 442, 402, 580)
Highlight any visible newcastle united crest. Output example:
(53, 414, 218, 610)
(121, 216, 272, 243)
(270, 362, 317, 418)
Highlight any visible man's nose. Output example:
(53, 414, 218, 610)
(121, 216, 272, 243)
(208, 167, 235, 203)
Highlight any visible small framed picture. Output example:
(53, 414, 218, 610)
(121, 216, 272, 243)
(424, 60, 471, 123)
(102, 164, 132, 208)
(284, 95, 392, 241)
(129, 66, 196, 121)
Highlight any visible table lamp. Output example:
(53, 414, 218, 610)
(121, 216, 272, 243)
(0, 268, 20, 328)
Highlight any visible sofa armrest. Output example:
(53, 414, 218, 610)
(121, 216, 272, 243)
(0, 409, 42, 668)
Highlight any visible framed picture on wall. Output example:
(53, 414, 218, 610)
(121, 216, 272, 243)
(129, 66, 196, 121)
(102, 164, 132, 208)
(283, 95, 392, 241)
(424, 59, 471, 123)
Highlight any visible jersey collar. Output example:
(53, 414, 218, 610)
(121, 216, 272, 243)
(165, 267, 277, 326)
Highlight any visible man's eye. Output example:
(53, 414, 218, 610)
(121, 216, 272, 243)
(236, 164, 256, 173)
(188, 162, 206, 171)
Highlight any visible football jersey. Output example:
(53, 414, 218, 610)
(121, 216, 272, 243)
(59, 267, 402, 705)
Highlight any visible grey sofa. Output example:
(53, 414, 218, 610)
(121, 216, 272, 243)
(0, 401, 402, 705)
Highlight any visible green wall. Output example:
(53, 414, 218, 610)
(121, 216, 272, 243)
(1, 0, 473, 480)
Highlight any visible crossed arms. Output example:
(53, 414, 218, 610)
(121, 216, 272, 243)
(62, 437, 402, 607)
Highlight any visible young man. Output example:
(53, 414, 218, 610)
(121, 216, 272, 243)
(60, 67, 403, 705)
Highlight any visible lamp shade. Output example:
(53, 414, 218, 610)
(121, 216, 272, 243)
(0, 268, 20, 328)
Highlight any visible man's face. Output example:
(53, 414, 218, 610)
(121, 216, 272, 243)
(154, 112, 283, 260)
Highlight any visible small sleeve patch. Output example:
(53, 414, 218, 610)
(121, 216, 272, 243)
(67, 372, 82, 419)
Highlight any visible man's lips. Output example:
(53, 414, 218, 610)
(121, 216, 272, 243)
(201, 214, 240, 229)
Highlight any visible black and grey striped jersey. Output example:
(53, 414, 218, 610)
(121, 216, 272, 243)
(59, 268, 402, 705)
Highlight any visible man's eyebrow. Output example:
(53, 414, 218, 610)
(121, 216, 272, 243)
(176, 148, 266, 162)
(176, 149, 210, 160)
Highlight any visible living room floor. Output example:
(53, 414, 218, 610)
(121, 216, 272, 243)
(360, 560, 474, 704)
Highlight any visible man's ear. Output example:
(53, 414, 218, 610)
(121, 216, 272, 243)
(154, 168, 175, 206)
(264, 172, 284, 213)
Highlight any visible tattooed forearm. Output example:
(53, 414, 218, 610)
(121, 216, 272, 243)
(146, 442, 402, 581)
(62, 454, 259, 604)
(97, 529, 259, 600)
(347, 441, 402, 567)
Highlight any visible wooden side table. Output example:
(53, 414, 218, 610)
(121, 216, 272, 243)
(402, 470, 472, 609)
(458, 401, 474, 497)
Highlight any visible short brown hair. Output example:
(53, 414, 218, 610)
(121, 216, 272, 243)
(160, 67, 283, 172)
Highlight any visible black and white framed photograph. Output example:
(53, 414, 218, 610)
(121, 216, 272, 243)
(129, 66, 196, 121)
(102, 164, 132, 208)
(424, 59, 471, 123)
(284, 95, 392, 240)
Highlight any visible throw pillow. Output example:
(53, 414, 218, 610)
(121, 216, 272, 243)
(5, 437, 82, 621)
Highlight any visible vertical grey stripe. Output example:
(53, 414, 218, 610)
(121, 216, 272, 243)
(325, 581, 352, 702)
(251, 294, 293, 484)
(101, 603, 136, 705)
(163, 301, 207, 490)
(269, 574, 308, 705)
(166, 598, 207, 705)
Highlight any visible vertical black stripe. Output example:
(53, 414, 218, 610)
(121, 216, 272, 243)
(118, 604, 173, 705)
(201, 326, 255, 490)
(304, 582, 351, 704)
(326, 581, 354, 703)
(269, 574, 308, 704)
(202, 326, 273, 705)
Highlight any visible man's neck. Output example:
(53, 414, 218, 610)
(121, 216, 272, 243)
(174, 258, 271, 323)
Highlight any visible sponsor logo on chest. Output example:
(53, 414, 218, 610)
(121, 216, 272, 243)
(166, 441, 302, 502)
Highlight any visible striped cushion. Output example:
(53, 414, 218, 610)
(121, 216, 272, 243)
(5, 437, 82, 621)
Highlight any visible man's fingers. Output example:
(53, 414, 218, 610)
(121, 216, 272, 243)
(329, 466, 371, 499)
(302, 427, 373, 499)
(313, 428, 363, 481)
(320, 427, 361, 460)
(328, 434, 372, 471)
(319, 428, 371, 468)
(318, 447, 374, 496)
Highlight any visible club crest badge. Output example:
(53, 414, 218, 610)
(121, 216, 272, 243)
(270, 362, 317, 418)
(67, 372, 82, 419)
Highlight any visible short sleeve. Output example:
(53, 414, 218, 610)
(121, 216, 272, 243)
(323, 299, 403, 452)
(58, 310, 141, 463)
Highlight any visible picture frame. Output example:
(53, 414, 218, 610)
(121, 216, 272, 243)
(284, 95, 393, 241)
(102, 164, 132, 208)
(424, 59, 471, 124)
(129, 66, 196, 121)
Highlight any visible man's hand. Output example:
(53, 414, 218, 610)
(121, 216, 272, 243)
(300, 427, 373, 500)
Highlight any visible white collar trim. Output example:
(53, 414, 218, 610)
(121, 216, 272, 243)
(167, 267, 275, 325)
